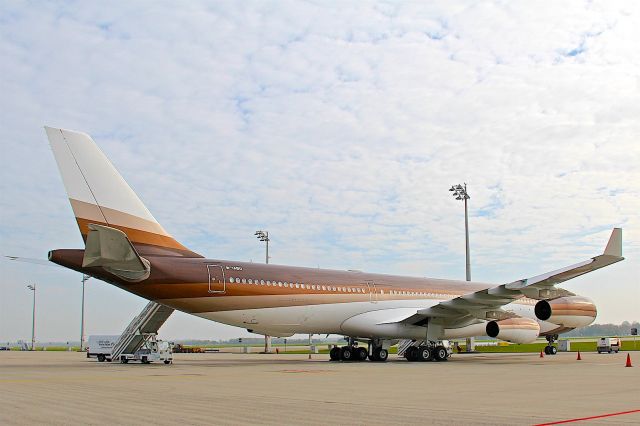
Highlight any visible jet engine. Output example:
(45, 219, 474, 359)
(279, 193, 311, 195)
(486, 317, 540, 344)
(534, 296, 597, 328)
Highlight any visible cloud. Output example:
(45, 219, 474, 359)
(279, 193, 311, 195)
(1, 1, 639, 341)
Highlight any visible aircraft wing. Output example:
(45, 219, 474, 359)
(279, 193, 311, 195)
(401, 228, 624, 326)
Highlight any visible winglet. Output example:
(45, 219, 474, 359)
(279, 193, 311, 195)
(603, 228, 622, 257)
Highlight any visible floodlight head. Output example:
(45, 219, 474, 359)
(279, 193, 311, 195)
(27, 284, 35, 290)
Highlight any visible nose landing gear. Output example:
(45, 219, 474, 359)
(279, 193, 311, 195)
(544, 334, 559, 355)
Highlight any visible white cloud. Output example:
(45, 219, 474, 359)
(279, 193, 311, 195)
(1, 1, 638, 341)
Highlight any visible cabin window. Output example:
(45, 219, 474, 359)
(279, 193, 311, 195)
(248, 279, 253, 284)
(260, 280, 264, 285)
(242, 278, 247, 284)
(278, 282, 282, 287)
(229, 277, 235, 283)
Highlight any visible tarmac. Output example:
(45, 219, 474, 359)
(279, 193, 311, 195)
(1, 351, 638, 425)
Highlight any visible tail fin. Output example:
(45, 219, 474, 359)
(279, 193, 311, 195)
(45, 126, 200, 258)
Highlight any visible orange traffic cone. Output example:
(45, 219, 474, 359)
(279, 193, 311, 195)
(576, 351, 582, 360)
(625, 353, 632, 367)
(540, 350, 544, 358)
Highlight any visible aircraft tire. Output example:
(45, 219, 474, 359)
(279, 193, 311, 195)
(373, 347, 388, 362)
(340, 346, 354, 361)
(417, 346, 431, 362)
(356, 347, 368, 361)
(434, 346, 447, 361)
(329, 347, 341, 361)
(405, 346, 418, 362)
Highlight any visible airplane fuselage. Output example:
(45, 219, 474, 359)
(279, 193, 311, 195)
(49, 249, 557, 339)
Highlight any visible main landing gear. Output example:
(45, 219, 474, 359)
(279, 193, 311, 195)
(544, 334, 558, 355)
(329, 338, 389, 362)
(404, 342, 450, 362)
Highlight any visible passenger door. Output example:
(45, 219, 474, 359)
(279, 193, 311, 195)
(207, 264, 226, 293)
(365, 281, 378, 303)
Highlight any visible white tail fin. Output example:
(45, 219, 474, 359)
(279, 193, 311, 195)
(45, 126, 199, 257)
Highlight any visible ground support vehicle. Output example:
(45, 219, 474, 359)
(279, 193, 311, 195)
(119, 339, 173, 364)
(597, 337, 621, 353)
(87, 335, 118, 362)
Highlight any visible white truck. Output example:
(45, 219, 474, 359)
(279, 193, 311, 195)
(597, 337, 621, 353)
(87, 335, 118, 362)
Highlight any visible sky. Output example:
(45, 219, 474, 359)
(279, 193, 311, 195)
(1, 1, 638, 343)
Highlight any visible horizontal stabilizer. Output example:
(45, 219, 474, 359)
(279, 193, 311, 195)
(83, 224, 151, 282)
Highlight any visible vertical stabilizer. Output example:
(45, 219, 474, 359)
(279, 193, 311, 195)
(45, 127, 200, 257)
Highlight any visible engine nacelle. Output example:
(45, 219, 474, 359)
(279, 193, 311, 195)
(534, 296, 597, 328)
(486, 317, 540, 344)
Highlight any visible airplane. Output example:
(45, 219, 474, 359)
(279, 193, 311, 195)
(44, 126, 624, 363)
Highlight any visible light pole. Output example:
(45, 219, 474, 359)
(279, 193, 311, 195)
(449, 183, 473, 352)
(80, 274, 91, 351)
(255, 230, 272, 352)
(449, 183, 471, 281)
(27, 284, 36, 351)
(254, 230, 270, 264)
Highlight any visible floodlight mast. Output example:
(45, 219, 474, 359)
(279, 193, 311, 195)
(255, 230, 272, 353)
(80, 274, 91, 352)
(27, 284, 36, 351)
(449, 183, 473, 352)
(449, 183, 471, 281)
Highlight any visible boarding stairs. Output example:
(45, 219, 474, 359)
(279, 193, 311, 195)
(110, 301, 174, 360)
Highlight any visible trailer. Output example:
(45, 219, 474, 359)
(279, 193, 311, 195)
(87, 335, 119, 362)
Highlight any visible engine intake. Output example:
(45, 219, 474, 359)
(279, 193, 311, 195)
(486, 317, 540, 344)
(534, 296, 597, 328)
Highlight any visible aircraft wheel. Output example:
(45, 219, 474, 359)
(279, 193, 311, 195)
(97, 354, 105, 362)
(373, 347, 388, 362)
(417, 346, 431, 362)
(405, 346, 419, 362)
(434, 346, 447, 361)
(550, 346, 557, 355)
(340, 346, 354, 361)
(544, 346, 551, 355)
(329, 346, 341, 361)
(356, 347, 368, 361)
